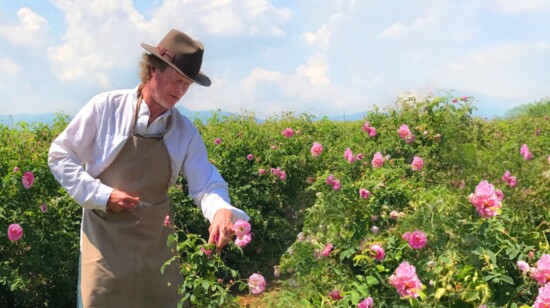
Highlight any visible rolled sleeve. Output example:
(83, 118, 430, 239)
(48, 98, 113, 211)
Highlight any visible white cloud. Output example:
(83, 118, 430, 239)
(0, 58, 21, 75)
(297, 54, 330, 86)
(379, 16, 433, 39)
(435, 41, 550, 100)
(0, 7, 49, 46)
(303, 13, 342, 49)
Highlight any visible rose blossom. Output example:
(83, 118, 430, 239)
(517, 260, 530, 274)
(13, 166, 19, 172)
(502, 170, 517, 187)
(403, 230, 427, 249)
(271, 167, 287, 181)
(22, 171, 35, 189)
(358, 297, 374, 308)
(282, 128, 294, 138)
(200, 247, 212, 257)
(214, 138, 222, 145)
(362, 121, 378, 138)
(258, 168, 266, 175)
(371, 152, 385, 168)
(310, 142, 323, 157)
(468, 180, 503, 219)
(248, 273, 266, 294)
(370, 226, 379, 234)
(322, 243, 333, 257)
(163, 215, 171, 226)
(370, 244, 385, 261)
(233, 219, 251, 237)
(40, 204, 48, 213)
(520, 144, 533, 160)
(532, 254, 550, 285)
(535, 284, 550, 308)
(344, 148, 356, 163)
(328, 289, 343, 300)
(388, 261, 423, 298)
(411, 156, 424, 171)
(247, 154, 254, 161)
(359, 188, 371, 199)
(7, 224, 23, 242)
(235, 233, 252, 247)
(398, 124, 415, 144)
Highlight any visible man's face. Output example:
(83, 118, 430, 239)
(148, 66, 193, 109)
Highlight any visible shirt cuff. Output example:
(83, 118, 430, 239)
(201, 192, 250, 223)
(90, 183, 114, 212)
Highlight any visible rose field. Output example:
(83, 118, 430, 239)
(1, 94, 549, 307)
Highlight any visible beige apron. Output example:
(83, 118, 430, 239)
(79, 99, 183, 308)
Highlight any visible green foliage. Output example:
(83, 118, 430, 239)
(0, 94, 549, 306)
(505, 97, 550, 118)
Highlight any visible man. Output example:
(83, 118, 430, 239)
(48, 29, 249, 307)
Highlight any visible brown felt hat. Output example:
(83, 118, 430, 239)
(141, 29, 211, 87)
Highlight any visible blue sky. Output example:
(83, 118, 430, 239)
(1, 0, 549, 119)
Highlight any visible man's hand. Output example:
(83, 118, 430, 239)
(107, 189, 140, 212)
(208, 209, 235, 253)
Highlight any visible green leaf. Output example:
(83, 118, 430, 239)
(366, 275, 378, 285)
(500, 275, 514, 285)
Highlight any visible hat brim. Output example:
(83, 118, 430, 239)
(141, 43, 211, 87)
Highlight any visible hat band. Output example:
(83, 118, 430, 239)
(158, 45, 176, 64)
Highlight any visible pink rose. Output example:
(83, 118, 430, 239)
(371, 152, 385, 168)
(411, 156, 424, 171)
(214, 138, 222, 145)
(370, 226, 379, 234)
(405, 230, 427, 249)
(322, 243, 333, 257)
(328, 289, 343, 300)
(398, 124, 415, 144)
(248, 273, 266, 294)
(40, 204, 48, 213)
(200, 247, 212, 258)
(233, 219, 251, 237)
(359, 188, 371, 199)
(370, 244, 385, 261)
(362, 121, 378, 138)
(532, 254, 550, 285)
(282, 128, 294, 138)
(22, 171, 35, 189)
(535, 284, 550, 308)
(164, 215, 171, 226)
(468, 180, 503, 219)
(7, 223, 23, 242)
(235, 233, 252, 247)
(344, 148, 356, 163)
(520, 144, 533, 160)
(247, 154, 254, 161)
(517, 260, 530, 274)
(389, 261, 423, 298)
(310, 142, 323, 157)
(258, 168, 266, 175)
(358, 297, 374, 308)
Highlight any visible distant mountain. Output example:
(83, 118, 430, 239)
(0, 113, 60, 127)
(0, 92, 530, 127)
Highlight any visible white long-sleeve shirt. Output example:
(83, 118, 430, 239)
(48, 86, 249, 223)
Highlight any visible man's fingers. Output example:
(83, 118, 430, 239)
(215, 231, 233, 253)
